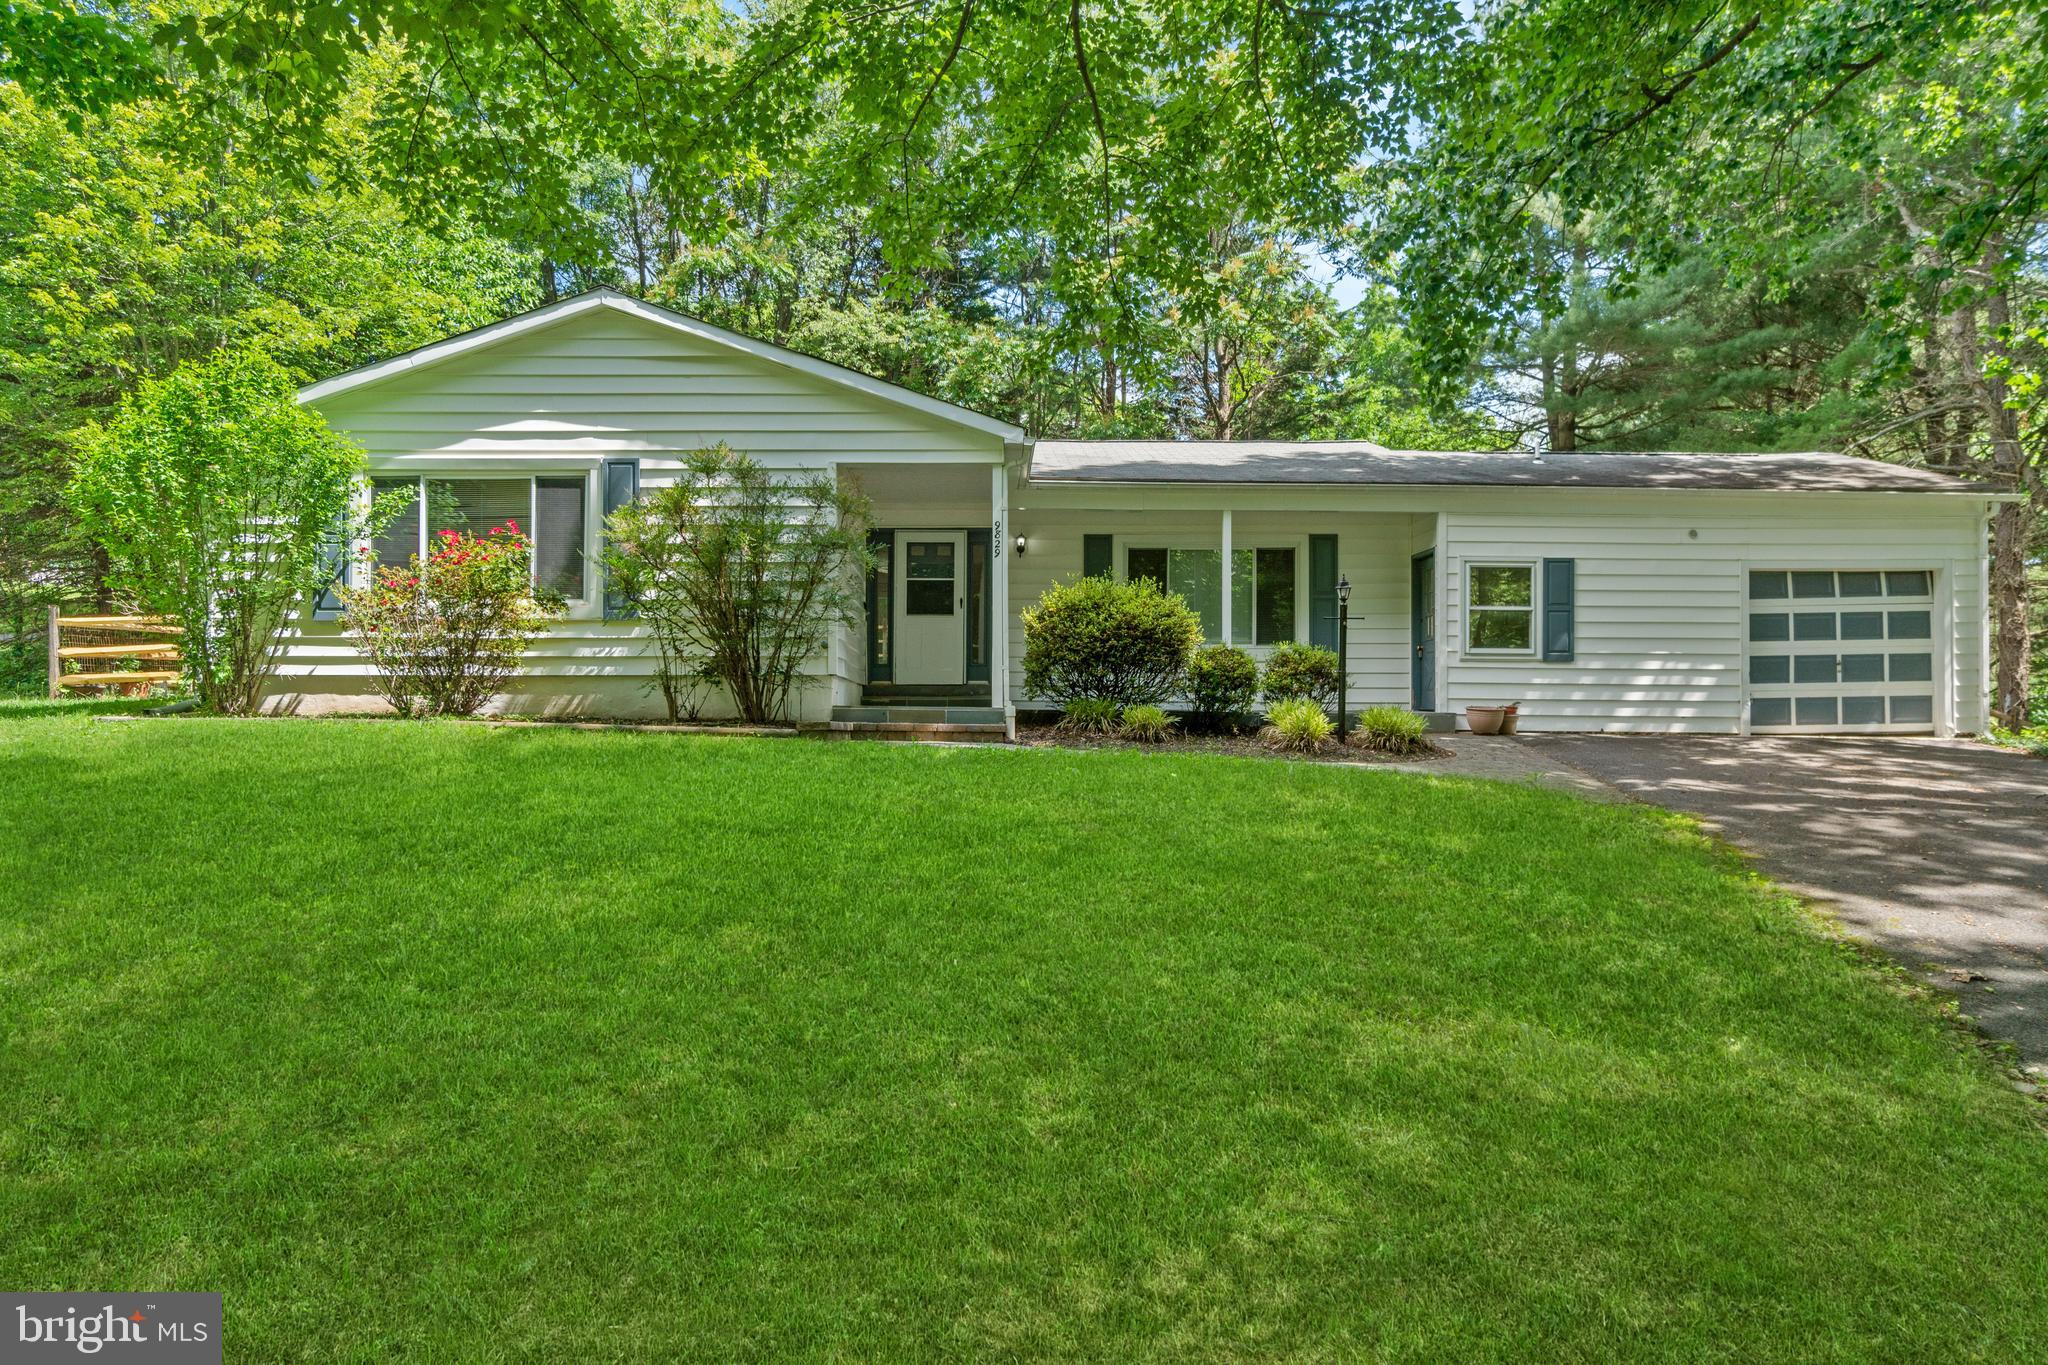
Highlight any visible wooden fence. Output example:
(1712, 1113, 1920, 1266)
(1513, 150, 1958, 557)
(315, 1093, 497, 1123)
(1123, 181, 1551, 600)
(47, 608, 182, 696)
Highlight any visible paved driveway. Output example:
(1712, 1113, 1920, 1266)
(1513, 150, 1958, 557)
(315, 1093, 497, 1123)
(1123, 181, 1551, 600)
(1522, 735, 2048, 1076)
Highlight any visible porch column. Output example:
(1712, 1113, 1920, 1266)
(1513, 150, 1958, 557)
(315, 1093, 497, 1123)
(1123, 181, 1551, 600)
(991, 463, 1010, 714)
(1220, 509, 1233, 645)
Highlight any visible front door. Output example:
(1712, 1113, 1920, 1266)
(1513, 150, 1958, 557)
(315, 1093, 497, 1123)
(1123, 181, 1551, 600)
(1411, 551, 1436, 710)
(894, 534, 967, 686)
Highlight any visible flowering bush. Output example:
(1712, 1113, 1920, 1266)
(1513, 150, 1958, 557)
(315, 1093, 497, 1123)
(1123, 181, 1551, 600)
(342, 522, 556, 717)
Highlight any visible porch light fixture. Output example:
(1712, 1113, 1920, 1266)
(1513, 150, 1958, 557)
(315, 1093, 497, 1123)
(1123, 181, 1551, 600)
(1014, 534, 1027, 555)
(1335, 575, 1351, 739)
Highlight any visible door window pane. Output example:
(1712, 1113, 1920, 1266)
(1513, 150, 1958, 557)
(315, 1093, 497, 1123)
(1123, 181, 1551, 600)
(1749, 613, 1790, 642)
(1749, 655, 1790, 684)
(1839, 654, 1884, 683)
(1793, 612, 1837, 641)
(1796, 697, 1839, 726)
(1890, 695, 1933, 725)
(1254, 547, 1297, 645)
(1752, 697, 1791, 726)
(1842, 696, 1886, 725)
(1748, 571, 1789, 600)
(1837, 571, 1884, 597)
(1886, 571, 1931, 597)
(1840, 611, 1884, 640)
(1792, 571, 1836, 599)
(534, 477, 586, 598)
(905, 541, 954, 616)
(968, 539, 987, 667)
(1887, 610, 1931, 640)
(371, 476, 421, 567)
(1793, 655, 1837, 684)
(1888, 652, 1933, 683)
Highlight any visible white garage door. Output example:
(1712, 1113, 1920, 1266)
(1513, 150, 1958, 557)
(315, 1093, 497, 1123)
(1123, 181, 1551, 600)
(1745, 569, 1938, 733)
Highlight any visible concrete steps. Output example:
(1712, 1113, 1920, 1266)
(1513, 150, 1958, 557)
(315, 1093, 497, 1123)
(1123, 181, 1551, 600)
(828, 702, 1008, 741)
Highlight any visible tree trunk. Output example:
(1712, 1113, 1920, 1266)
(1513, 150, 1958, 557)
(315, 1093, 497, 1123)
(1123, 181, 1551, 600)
(1975, 242, 2032, 727)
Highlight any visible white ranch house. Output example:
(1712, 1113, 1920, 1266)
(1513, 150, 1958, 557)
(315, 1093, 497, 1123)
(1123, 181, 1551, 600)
(282, 289, 2006, 737)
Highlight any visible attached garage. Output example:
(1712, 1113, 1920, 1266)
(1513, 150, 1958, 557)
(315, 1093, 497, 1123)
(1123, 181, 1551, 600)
(1745, 569, 1940, 733)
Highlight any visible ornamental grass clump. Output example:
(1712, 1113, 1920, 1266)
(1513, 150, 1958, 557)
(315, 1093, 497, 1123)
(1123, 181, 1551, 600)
(1261, 697, 1334, 752)
(343, 522, 556, 717)
(1118, 703, 1175, 743)
(1351, 704, 1432, 755)
(1058, 697, 1119, 734)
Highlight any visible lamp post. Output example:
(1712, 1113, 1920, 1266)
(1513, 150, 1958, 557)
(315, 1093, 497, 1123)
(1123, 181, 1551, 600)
(1335, 574, 1351, 740)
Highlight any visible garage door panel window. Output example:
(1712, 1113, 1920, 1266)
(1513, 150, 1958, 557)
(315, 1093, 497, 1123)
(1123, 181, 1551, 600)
(1840, 654, 1884, 683)
(1889, 652, 1933, 683)
(1792, 613, 1836, 641)
(1750, 655, 1790, 684)
(1887, 610, 1931, 640)
(1793, 655, 1836, 684)
(1838, 571, 1884, 597)
(1891, 696, 1933, 725)
(1792, 571, 1836, 599)
(1841, 611, 1884, 640)
(1468, 564, 1535, 653)
(1842, 697, 1886, 725)
(1887, 571, 1931, 596)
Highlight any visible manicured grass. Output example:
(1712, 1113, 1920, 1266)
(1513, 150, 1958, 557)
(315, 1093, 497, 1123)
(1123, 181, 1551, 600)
(2, 709, 2044, 1361)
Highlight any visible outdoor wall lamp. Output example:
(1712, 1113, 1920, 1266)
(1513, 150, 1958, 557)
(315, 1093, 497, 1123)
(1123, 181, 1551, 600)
(1015, 534, 1028, 555)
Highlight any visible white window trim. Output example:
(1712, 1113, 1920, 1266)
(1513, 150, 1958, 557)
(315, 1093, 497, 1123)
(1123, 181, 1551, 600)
(1465, 560, 1537, 656)
(355, 470, 595, 608)
(1112, 533, 1309, 649)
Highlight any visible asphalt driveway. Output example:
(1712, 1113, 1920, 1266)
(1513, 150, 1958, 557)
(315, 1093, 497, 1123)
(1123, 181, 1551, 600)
(1526, 735, 2048, 1077)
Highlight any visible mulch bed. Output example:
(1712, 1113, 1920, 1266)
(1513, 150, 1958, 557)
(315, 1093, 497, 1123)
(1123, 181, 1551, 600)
(1014, 722, 1447, 765)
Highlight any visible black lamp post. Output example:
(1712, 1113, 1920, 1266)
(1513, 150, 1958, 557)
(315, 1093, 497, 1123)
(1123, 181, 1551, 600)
(1335, 573, 1351, 740)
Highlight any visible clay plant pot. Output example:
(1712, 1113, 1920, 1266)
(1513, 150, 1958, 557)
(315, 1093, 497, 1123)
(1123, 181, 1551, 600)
(1465, 705, 1507, 736)
(1500, 704, 1520, 735)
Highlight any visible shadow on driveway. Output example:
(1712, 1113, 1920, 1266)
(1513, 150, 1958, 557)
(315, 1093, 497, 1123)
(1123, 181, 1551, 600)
(1530, 735, 2048, 1076)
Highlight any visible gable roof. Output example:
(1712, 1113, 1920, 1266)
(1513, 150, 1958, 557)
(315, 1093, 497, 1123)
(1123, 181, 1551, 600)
(1030, 441, 1999, 495)
(298, 288, 1026, 444)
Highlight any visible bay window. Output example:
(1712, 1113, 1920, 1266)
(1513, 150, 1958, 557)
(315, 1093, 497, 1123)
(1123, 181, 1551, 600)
(369, 474, 589, 599)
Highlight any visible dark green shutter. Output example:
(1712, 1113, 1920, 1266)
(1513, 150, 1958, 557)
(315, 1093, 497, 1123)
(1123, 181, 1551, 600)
(1542, 558, 1576, 661)
(602, 458, 641, 618)
(1308, 534, 1339, 650)
(1082, 534, 1113, 578)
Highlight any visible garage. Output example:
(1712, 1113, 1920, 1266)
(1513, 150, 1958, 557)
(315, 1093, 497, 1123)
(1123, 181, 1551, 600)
(1745, 569, 1939, 732)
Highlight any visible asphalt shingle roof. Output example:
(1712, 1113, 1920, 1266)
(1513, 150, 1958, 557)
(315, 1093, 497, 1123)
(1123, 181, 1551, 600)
(1028, 441, 1992, 494)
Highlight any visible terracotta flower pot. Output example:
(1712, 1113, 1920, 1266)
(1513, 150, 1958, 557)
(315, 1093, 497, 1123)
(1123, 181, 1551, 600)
(1500, 704, 1520, 735)
(1465, 705, 1507, 735)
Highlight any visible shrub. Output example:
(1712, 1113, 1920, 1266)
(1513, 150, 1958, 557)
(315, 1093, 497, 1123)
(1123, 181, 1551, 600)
(343, 524, 556, 717)
(1351, 704, 1431, 755)
(1990, 724, 2048, 758)
(65, 347, 382, 715)
(603, 444, 873, 723)
(1022, 574, 1203, 707)
(1186, 644, 1259, 730)
(1119, 703, 1175, 743)
(1260, 641, 1340, 709)
(1261, 697, 1334, 752)
(1058, 697, 1119, 734)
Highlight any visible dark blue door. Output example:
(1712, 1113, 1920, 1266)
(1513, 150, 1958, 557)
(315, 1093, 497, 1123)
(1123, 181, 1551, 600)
(1411, 551, 1436, 711)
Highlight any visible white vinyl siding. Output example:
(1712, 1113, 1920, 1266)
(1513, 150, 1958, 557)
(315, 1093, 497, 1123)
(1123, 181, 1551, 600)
(275, 306, 1005, 721)
(1439, 500, 1989, 734)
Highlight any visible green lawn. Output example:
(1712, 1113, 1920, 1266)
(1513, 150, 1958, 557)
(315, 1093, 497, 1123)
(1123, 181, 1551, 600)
(2, 705, 2044, 1361)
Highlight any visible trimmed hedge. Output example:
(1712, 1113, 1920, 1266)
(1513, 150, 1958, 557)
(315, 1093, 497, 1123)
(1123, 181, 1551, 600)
(1023, 575, 1203, 706)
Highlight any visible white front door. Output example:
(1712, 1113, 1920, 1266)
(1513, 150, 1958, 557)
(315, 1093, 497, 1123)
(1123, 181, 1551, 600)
(893, 533, 967, 685)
